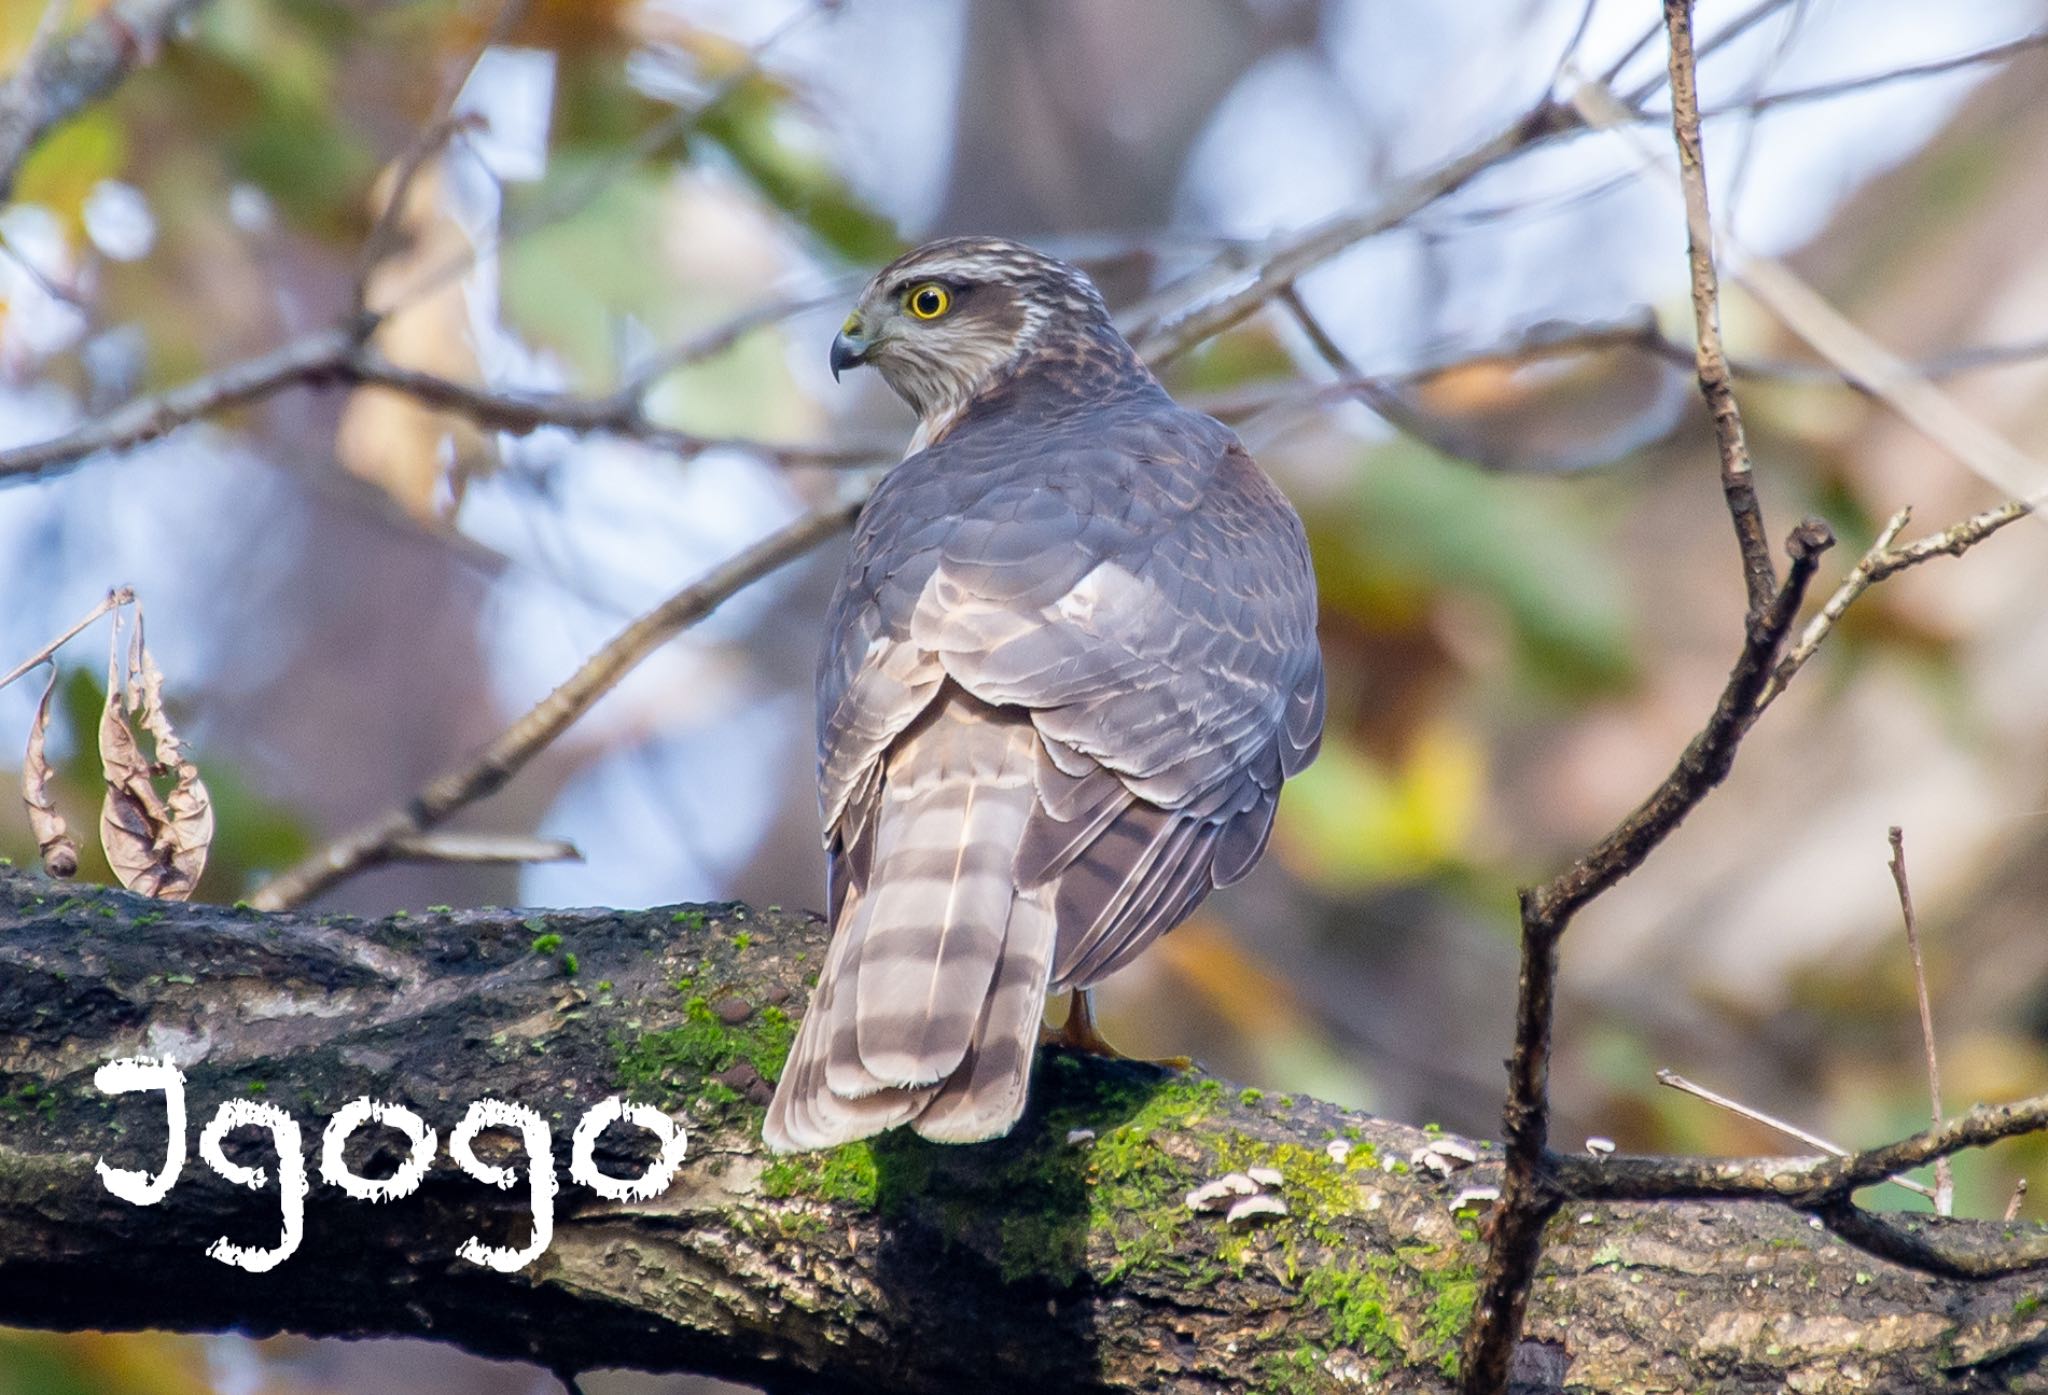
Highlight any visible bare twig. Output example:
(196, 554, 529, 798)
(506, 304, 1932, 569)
(1656, 1068, 1935, 1199)
(1706, 27, 2048, 120)
(1461, 518, 1829, 1395)
(1663, 0, 1774, 615)
(1760, 498, 2032, 708)
(2006, 1178, 2029, 1223)
(245, 498, 860, 911)
(384, 831, 580, 866)
(1189, 319, 2048, 429)
(1888, 826, 1951, 1216)
(0, 327, 363, 486)
(1129, 104, 1563, 365)
(1569, 78, 2048, 511)
(1554, 1091, 2048, 1207)
(0, 585, 134, 693)
(1461, 7, 1851, 1387)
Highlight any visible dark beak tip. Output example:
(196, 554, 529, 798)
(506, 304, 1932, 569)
(829, 333, 864, 382)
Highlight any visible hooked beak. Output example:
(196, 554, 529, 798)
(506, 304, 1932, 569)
(829, 323, 869, 381)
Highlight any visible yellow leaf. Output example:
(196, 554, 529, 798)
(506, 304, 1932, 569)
(1276, 720, 1483, 886)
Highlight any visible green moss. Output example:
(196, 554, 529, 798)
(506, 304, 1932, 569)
(761, 1144, 880, 1205)
(611, 998, 796, 1110)
(1303, 1261, 1404, 1358)
(1255, 1344, 1330, 1395)
(0, 1082, 57, 1122)
(530, 932, 563, 954)
(1421, 1271, 1479, 1378)
(1239, 1087, 1265, 1106)
(671, 908, 707, 930)
(732, 931, 752, 950)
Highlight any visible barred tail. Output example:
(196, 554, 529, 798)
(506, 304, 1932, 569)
(764, 693, 1055, 1152)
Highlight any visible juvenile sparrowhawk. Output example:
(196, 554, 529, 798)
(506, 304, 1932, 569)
(763, 237, 1323, 1151)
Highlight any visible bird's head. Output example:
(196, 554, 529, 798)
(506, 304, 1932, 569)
(829, 236, 1113, 426)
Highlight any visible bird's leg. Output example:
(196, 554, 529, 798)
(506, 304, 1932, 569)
(1040, 990, 1195, 1068)
(1044, 988, 1123, 1056)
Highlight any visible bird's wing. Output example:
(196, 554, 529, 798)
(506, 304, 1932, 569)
(831, 401, 1322, 988)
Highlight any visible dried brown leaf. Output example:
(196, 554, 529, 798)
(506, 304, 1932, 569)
(97, 615, 211, 900)
(21, 666, 78, 878)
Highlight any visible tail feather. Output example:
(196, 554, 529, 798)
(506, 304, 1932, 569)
(912, 887, 1054, 1143)
(763, 689, 1057, 1154)
(764, 891, 934, 1152)
(852, 697, 1038, 1085)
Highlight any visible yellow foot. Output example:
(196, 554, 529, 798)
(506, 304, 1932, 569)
(1039, 990, 1190, 1069)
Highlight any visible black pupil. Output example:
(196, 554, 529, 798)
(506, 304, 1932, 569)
(917, 289, 941, 313)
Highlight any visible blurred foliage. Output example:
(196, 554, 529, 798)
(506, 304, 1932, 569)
(0, 1333, 216, 1395)
(1314, 441, 1637, 700)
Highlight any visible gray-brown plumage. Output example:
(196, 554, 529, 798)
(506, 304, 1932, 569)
(764, 237, 1323, 1152)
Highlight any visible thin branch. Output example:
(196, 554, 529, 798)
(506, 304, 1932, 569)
(1615, 0, 1796, 108)
(1889, 825, 1951, 1216)
(0, 585, 132, 693)
(1812, 1199, 2048, 1282)
(1460, 519, 1831, 1395)
(0, 309, 884, 487)
(245, 498, 860, 911)
(1656, 1068, 1935, 1199)
(1760, 498, 2033, 708)
(384, 831, 580, 866)
(1570, 77, 2048, 511)
(1664, 0, 1775, 615)
(1703, 27, 2048, 120)
(2007, 1178, 2030, 1223)
(343, 352, 889, 469)
(0, 327, 361, 486)
(1552, 1091, 2048, 1208)
(1188, 319, 2048, 429)
(1129, 102, 1564, 365)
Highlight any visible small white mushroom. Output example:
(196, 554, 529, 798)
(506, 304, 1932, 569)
(1413, 1147, 1456, 1177)
(1585, 1135, 1616, 1158)
(1419, 1138, 1479, 1170)
(1065, 1128, 1097, 1146)
(1183, 1173, 1260, 1211)
(1451, 1185, 1502, 1212)
(1247, 1166, 1284, 1188)
(1325, 1139, 1352, 1164)
(1226, 1194, 1289, 1224)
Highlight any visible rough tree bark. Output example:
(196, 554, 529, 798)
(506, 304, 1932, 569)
(1, 871, 2043, 1394)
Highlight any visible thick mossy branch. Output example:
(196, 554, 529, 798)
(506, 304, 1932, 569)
(0, 872, 2043, 1394)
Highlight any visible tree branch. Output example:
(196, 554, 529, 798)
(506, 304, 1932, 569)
(1664, 0, 1775, 616)
(4, 874, 2046, 1394)
(1460, 518, 1831, 1394)
(0, 324, 888, 488)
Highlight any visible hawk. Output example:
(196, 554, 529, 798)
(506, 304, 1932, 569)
(763, 237, 1323, 1152)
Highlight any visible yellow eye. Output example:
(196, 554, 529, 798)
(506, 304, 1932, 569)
(905, 282, 952, 320)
